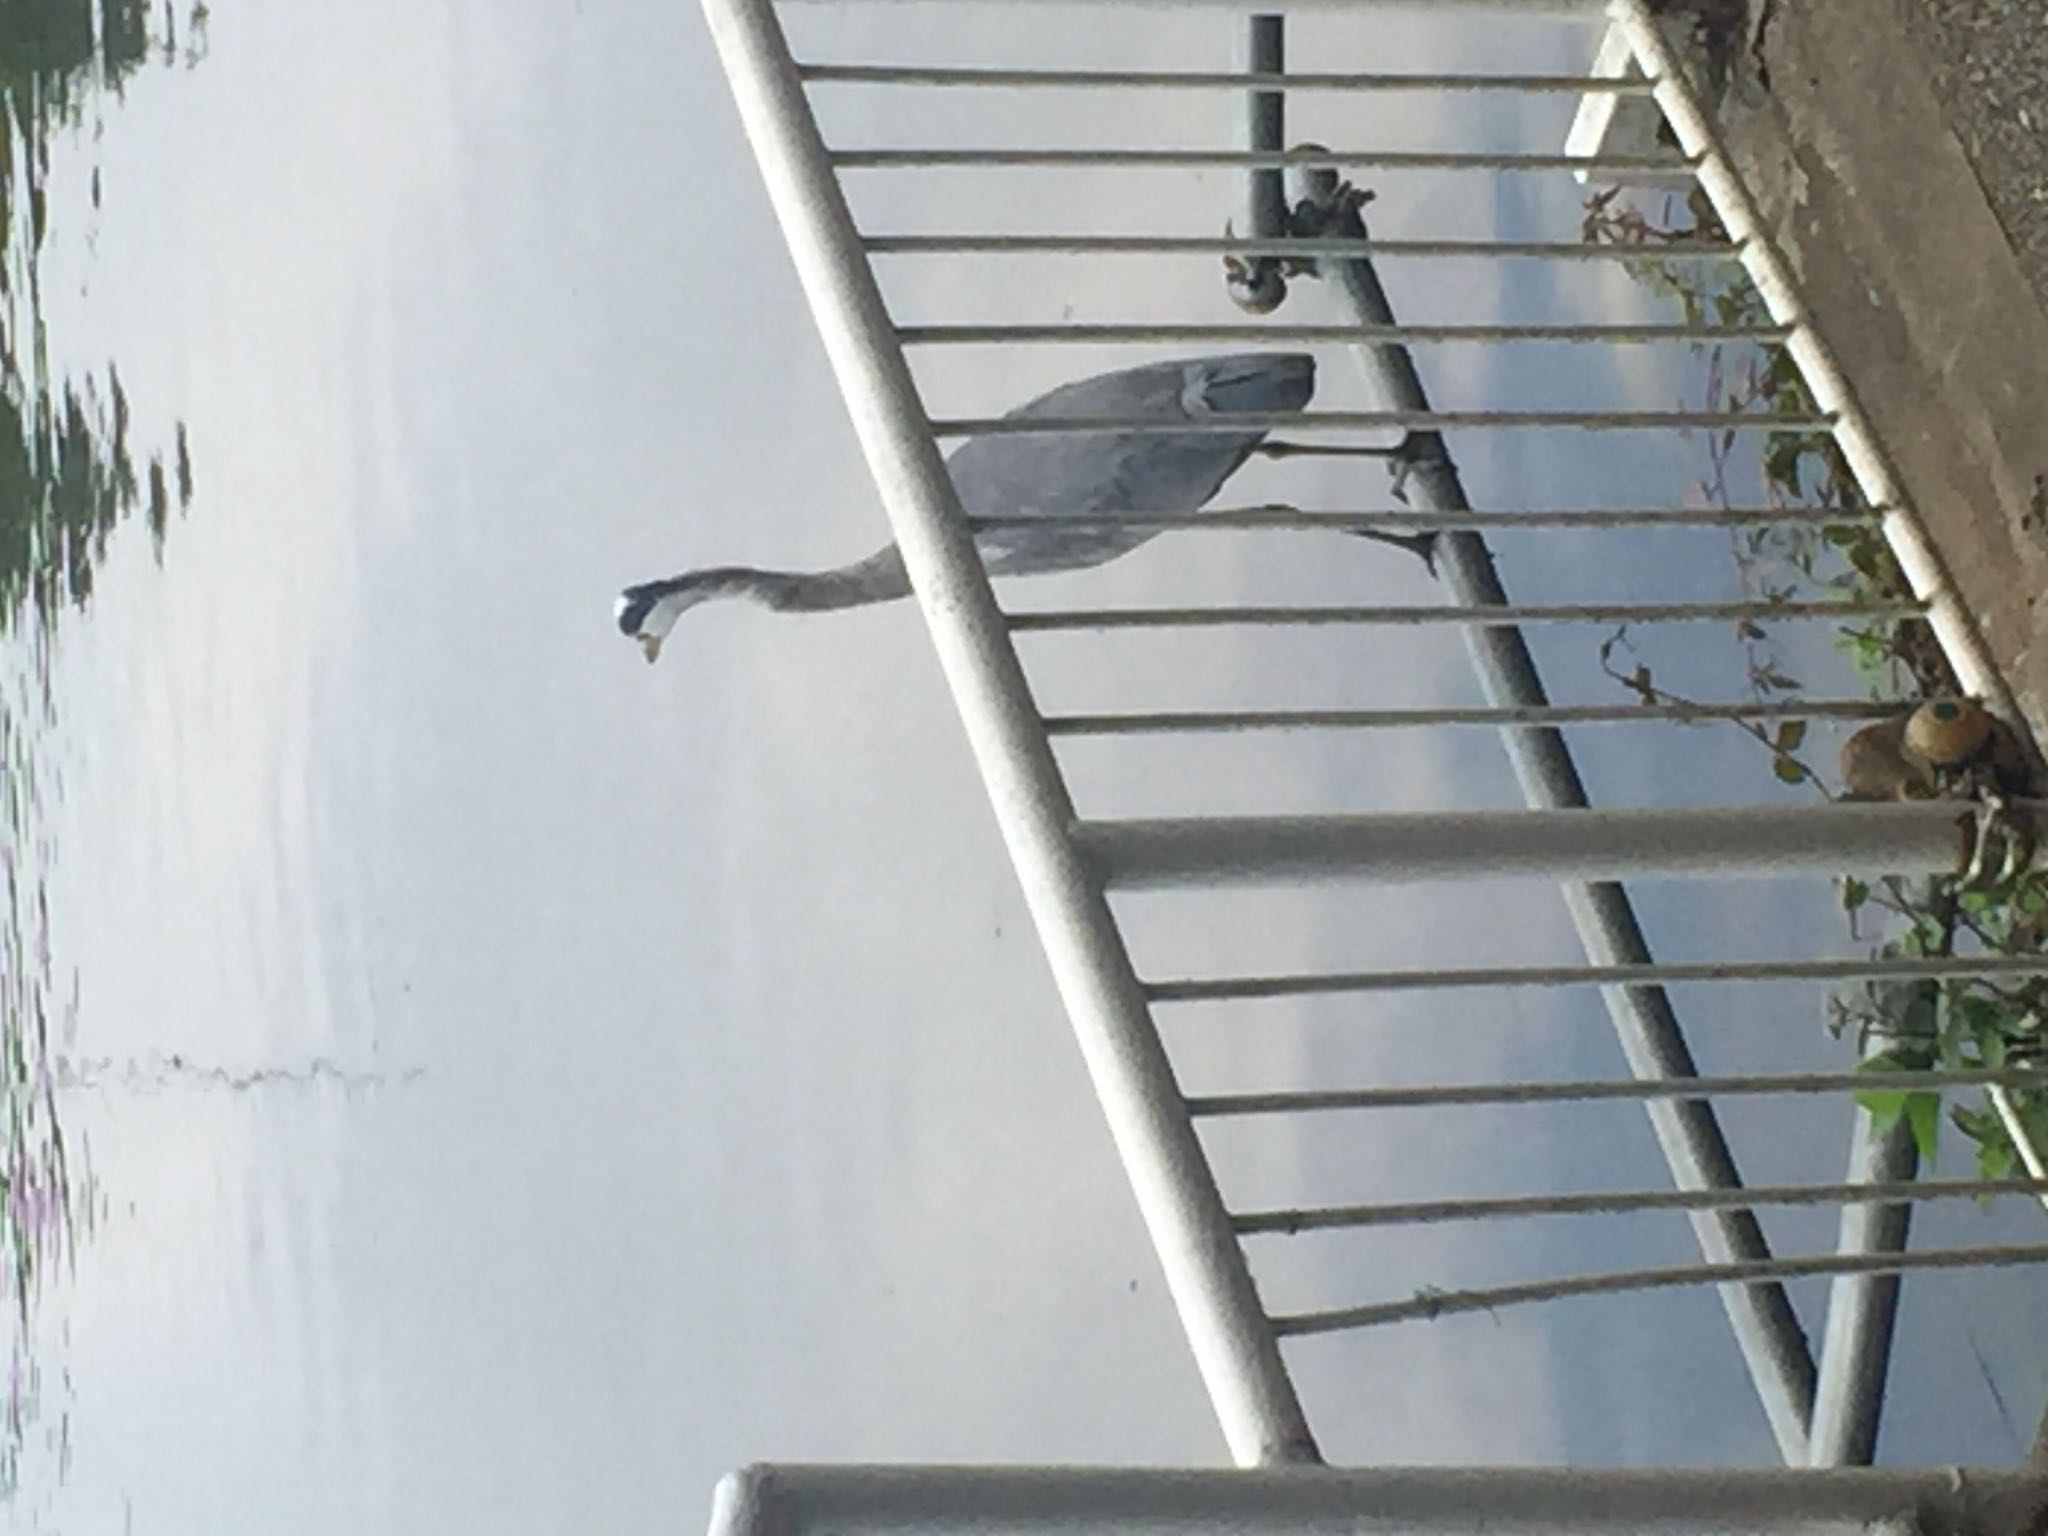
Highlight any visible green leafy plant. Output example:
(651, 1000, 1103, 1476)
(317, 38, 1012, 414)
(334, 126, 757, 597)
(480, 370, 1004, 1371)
(1587, 187, 2041, 1181)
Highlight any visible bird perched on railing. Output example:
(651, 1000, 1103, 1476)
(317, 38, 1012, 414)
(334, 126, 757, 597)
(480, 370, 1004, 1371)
(616, 351, 1437, 663)
(1840, 698, 2037, 884)
(1838, 699, 2031, 803)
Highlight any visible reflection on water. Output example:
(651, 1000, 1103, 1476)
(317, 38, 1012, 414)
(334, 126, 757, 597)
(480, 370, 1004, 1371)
(0, 0, 207, 1496)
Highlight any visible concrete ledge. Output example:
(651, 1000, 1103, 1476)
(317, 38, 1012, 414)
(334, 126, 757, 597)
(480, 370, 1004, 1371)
(1710, 0, 2048, 739)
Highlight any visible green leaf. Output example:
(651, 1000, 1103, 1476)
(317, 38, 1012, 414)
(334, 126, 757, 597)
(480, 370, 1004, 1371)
(1840, 877, 1869, 913)
(1857, 1088, 1908, 1130)
(1905, 1091, 1943, 1163)
(1859, 1044, 1932, 1074)
(1763, 437, 1807, 492)
(1977, 1133, 2018, 1183)
(1907, 910, 1952, 955)
(1771, 719, 1809, 782)
(1953, 992, 2011, 1056)
(1953, 1103, 1995, 1143)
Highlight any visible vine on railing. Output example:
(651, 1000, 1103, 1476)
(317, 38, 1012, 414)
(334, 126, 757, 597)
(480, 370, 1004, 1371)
(1584, 186, 2042, 1181)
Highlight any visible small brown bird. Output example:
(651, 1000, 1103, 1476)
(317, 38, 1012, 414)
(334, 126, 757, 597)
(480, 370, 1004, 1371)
(1838, 699, 2032, 801)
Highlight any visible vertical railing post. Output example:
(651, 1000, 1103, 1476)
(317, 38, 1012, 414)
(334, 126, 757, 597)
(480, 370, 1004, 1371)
(694, 0, 1319, 1468)
(1231, 16, 1289, 313)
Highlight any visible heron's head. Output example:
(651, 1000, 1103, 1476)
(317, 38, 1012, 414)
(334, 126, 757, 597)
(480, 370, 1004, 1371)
(616, 576, 721, 664)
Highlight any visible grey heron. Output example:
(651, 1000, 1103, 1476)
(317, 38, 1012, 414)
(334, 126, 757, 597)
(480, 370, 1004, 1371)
(617, 351, 1435, 662)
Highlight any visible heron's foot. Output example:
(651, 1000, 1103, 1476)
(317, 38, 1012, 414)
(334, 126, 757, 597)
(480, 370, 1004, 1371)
(1287, 177, 1373, 245)
(1272, 152, 1373, 275)
(1348, 526, 1439, 574)
(1385, 433, 1453, 505)
(1388, 454, 1416, 506)
(1403, 529, 1442, 575)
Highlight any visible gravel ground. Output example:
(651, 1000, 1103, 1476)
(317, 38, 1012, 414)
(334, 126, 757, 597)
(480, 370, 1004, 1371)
(1888, 0, 2048, 310)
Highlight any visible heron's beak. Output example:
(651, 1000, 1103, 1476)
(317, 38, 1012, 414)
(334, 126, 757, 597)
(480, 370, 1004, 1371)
(639, 633, 664, 665)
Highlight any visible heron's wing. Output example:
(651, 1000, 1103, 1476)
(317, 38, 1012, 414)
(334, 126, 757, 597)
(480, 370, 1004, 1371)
(1010, 352, 1314, 425)
(948, 353, 1316, 578)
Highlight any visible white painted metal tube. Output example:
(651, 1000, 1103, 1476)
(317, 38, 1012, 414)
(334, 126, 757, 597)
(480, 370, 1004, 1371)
(1148, 951, 2048, 1001)
(696, 0, 1316, 1470)
(1046, 698, 1891, 732)
(937, 408, 1818, 434)
(901, 322, 1787, 343)
(870, 234, 1738, 258)
(1277, 1243, 2048, 1333)
(968, 507, 1873, 531)
(1809, 1092, 1915, 1467)
(1188, 1068, 2048, 1116)
(782, 0, 1601, 6)
(1011, 598, 1918, 629)
(801, 65, 1648, 93)
(1607, 0, 2027, 735)
(1238, 16, 1287, 279)
(1081, 803, 2021, 888)
(1235, 1177, 2048, 1233)
(1988, 1085, 2048, 1210)
(834, 147, 1693, 172)
(709, 1462, 2048, 1536)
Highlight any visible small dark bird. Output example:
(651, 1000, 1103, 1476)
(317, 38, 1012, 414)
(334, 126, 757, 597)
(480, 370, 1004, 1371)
(1838, 699, 2032, 802)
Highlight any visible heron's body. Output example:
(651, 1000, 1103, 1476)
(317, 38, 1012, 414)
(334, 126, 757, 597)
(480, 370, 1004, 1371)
(618, 352, 1419, 660)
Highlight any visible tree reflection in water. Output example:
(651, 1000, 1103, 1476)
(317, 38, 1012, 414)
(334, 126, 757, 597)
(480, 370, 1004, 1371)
(0, 0, 208, 1496)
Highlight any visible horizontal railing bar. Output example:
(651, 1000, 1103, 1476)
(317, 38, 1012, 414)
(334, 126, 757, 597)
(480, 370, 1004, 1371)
(1083, 802, 2031, 887)
(934, 409, 1829, 436)
(801, 64, 1658, 94)
(904, 322, 1790, 345)
(833, 148, 1700, 173)
(1011, 599, 1920, 630)
(968, 507, 1883, 532)
(1150, 952, 2048, 1001)
(1046, 699, 1892, 735)
(1186, 1067, 2048, 1117)
(1233, 1177, 2048, 1234)
(1271, 1243, 2048, 1334)
(702, 1463, 2048, 1536)
(868, 234, 1742, 260)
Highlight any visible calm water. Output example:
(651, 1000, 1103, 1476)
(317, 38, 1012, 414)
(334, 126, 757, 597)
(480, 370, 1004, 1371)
(3, 2, 2046, 1532)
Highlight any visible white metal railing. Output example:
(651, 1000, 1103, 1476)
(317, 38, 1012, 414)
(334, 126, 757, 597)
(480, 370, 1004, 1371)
(706, 1464, 2048, 1536)
(704, 1466, 2048, 1536)
(693, 0, 2048, 1475)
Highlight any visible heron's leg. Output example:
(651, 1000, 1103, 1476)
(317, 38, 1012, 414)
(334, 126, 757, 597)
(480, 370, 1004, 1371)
(1240, 499, 1437, 572)
(1255, 438, 1406, 461)
(1258, 432, 1450, 507)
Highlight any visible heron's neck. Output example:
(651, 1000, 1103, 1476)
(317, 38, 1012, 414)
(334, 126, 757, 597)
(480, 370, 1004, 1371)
(744, 546, 911, 613)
